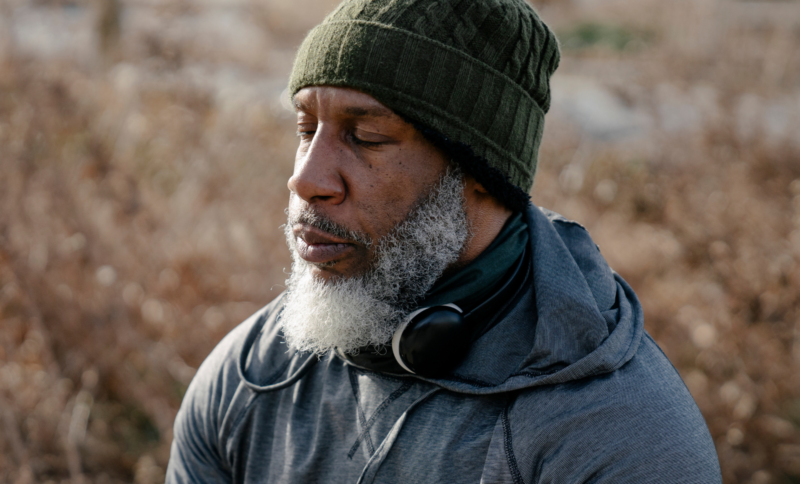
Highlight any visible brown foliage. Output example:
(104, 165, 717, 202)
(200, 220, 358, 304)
(0, 0, 799, 483)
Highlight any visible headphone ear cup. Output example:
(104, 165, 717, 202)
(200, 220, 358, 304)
(397, 306, 469, 377)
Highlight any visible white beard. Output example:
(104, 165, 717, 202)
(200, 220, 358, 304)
(280, 169, 469, 356)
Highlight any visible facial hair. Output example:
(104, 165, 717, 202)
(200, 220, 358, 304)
(280, 169, 469, 356)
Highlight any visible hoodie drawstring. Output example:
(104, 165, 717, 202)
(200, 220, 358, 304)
(238, 311, 442, 483)
(237, 312, 319, 393)
(356, 387, 441, 484)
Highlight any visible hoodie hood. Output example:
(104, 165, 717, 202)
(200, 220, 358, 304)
(422, 204, 644, 394)
(237, 204, 644, 397)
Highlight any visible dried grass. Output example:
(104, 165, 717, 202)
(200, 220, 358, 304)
(0, 0, 798, 482)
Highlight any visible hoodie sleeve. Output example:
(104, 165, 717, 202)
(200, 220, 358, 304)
(166, 303, 278, 483)
(167, 374, 232, 483)
(166, 323, 250, 483)
(502, 336, 722, 484)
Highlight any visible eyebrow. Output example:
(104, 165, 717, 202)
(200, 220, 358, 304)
(341, 106, 394, 118)
(294, 99, 313, 113)
(293, 100, 395, 119)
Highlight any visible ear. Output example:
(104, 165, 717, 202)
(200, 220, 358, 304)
(463, 173, 490, 196)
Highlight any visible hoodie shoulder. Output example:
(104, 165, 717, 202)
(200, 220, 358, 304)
(505, 335, 721, 483)
(538, 206, 617, 313)
(167, 295, 287, 483)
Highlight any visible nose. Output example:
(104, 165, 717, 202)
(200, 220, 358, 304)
(287, 127, 346, 205)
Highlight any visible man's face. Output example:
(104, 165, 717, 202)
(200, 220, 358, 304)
(282, 86, 470, 354)
(288, 86, 452, 281)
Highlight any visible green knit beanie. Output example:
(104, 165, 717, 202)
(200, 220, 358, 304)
(289, 0, 560, 203)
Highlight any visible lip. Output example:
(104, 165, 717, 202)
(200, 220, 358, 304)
(293, 224, 356, 264)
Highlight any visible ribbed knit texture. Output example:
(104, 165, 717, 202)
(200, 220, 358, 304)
(289, 0, 560, 194)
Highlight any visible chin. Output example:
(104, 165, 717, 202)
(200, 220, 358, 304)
(308, 264, 340, 282)
(308, 259, 371, 282)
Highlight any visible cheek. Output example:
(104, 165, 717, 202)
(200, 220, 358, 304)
(355, 196, 405, 238)
(353, 177, 432, 240)
(345, 144, 450, 237)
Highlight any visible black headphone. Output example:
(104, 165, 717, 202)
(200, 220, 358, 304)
(388, 245, 530, 378)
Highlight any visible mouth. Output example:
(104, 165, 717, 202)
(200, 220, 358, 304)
(293, 224, 358, 265)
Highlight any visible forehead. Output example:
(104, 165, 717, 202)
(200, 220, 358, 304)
(293, 86, 399, 121)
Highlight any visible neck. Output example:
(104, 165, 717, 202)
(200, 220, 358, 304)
(453, 186, 513, 268)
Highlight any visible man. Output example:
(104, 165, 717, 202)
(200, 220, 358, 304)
(167, 0, 722, 482)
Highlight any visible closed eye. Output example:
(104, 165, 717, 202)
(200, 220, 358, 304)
(351, 135, 383, 147)
(296, 129, 316, 141)
(350, 128, 390, 148)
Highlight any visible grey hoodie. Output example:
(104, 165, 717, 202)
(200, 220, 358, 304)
(167, 205, 722, 483)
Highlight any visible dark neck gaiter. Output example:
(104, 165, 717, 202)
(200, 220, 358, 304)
(340, 212, 529, 374)
(420, 211, 529, 311)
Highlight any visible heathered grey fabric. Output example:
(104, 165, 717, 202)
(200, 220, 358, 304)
(167, 204, 722, 483)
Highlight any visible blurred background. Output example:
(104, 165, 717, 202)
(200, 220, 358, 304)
(0, 0, 798, 482)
